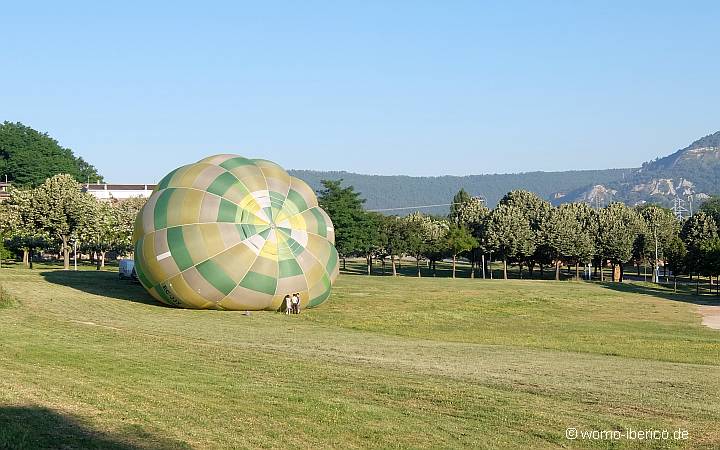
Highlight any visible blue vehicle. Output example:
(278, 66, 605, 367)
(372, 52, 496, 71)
(119, 259, 137, 281)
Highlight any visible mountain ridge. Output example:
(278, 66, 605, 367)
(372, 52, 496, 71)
(562, 130, 720, 208)
(290, 130, 720, 214)
(289, 167, 633, 214)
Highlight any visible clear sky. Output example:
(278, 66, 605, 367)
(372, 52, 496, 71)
(2, 1, 719, 182)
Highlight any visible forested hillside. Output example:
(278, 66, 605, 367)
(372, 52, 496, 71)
(0, 122, 103, 186)
(290, 168, 632, 214)
(295, 130, 720, 213)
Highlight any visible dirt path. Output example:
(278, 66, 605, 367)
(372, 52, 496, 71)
(698, 304, 720, 330)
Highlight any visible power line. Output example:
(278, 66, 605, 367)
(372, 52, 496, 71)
(367, 197, 485, 213)
(367, 203, 459, 212)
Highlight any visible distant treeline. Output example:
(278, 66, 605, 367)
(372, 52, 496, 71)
(318, 179, 720, 286)
(291, 168, 632, 214)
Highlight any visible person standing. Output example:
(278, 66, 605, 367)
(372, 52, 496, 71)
(283, 294, 292, 315)
(292, 293, 301, 314)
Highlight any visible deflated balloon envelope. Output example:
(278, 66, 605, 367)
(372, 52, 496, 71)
(132, 154, 339, 310)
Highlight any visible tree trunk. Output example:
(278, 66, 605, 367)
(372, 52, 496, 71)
(575, 262, 579, 280)
(101, 251, 106, 268)
(416, 257, 421, 278)
(503, 259, 508, 280)
(342, 257, 346, 270)
(391, 255, 397, 277)
(366, 255, 371, 275)
(599, 258, 604, 282)
(636, 262, 640, 277)
(528, 262, 535, 279)
(518, 262, 523, 279)
(96, 251, 102, 270)
(381, 258, 385, 275)
(481, 254, 486, 279)
(539, 263, 544, 280)
(23, 249, 29, 267)
(555, 260, 560, 281)
(28, 248, 34, 270)
(452, 254, 456, 279)
(62, 236, 70, 270)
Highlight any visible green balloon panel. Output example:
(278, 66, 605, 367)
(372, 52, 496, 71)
(132, 155, 339, 310)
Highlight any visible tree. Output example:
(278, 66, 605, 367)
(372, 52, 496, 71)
(449, 189, 472, 225)
(542, 204, 594, 280)
(317, 180, 366, 270)
(448, 191, 489, 277)
(446, 225, 478, 278)
(665, 234, 687, 287)
(422, 216, 450, 277)
(699, 195, 720, 229)
(569, 202, 597, 279)
(79, 199, 118, 269)
(382, 216, 408, 276)
(402, 212, 428, 277)
(698, 237, 720, 295)
(355, 211, 385, 275)
(681, 211, 718, 278)
(636, 205, 680, 282)
(0, 233, 11, 268)
(0, 122, 102, 186)
(498, 190, 551, 277)
(114, 197, 147, 255)
(485, 204, 535, 279)
(596, 202, 643, 282)
(1, 186, 48, 268)
(33, 174, 94, 270)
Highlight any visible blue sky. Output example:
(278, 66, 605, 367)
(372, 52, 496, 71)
(2, 1, 719, 182)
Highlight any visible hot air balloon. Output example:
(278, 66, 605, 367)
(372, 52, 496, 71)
(132, 155, 339, 311)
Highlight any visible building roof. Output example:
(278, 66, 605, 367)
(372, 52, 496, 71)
(82, 183, 157, 191)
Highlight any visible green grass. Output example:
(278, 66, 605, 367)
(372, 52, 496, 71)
(0, 263, 719, 449)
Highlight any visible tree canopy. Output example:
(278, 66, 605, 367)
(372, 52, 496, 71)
(0, 122, 103, 186)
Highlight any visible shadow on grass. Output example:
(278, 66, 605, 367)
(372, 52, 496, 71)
(0, 406, 190, 450)
(597, 280, 720, 306)
(40, 270, 164, 307)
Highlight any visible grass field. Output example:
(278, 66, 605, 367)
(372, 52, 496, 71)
(1, 262, 719, 449)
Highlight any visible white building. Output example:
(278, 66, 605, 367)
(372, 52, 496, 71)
(82, 183, 156, 201)
(0, 182, 11, 202)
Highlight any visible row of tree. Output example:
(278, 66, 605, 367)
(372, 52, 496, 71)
(4, 174, 720, 284)
(318, 180, 720, 282)
(0, 174, 144, 269)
